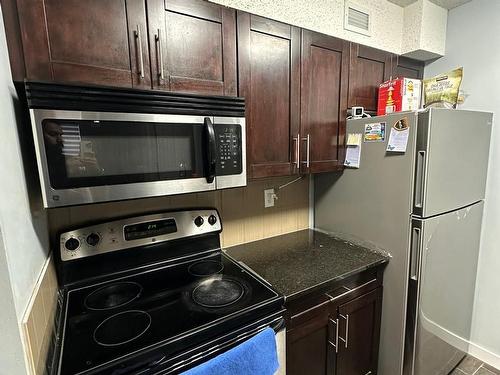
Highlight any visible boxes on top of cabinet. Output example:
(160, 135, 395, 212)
(377, 78, 422, 116)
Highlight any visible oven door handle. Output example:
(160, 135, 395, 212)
(204, 117, 217, 184)
(159, 316, 285, 374)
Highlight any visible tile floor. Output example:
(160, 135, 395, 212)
(451, 355, 500, 375)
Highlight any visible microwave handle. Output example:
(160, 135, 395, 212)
(204, 117, 217, 183)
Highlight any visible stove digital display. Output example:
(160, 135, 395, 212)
(124, 218, 177, 241)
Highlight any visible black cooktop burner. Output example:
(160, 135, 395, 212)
(84, 281, 142, 310)
(188, 260, 224, 277)
(93, 310, 151, 347)
(192, 278, 244, 307)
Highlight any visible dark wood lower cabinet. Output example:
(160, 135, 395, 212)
(336, 287, 383, 375)
(287, 278, 383, 375)
(287, 296, 333, 375)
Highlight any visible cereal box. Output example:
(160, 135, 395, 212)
(377, 77, 422, 116)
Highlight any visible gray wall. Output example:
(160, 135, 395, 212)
(0, 6, 49, 322)
(425, 0, 500, 365)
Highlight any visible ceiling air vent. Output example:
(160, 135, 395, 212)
(344, 2, 371, 36)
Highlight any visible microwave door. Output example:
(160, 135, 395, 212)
(203, 117, 217, 184)
(31, 110, 216, 207)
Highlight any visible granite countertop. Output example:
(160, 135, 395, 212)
(225, 229, 389, 301)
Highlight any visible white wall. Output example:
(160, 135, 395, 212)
(425, 0, 500, 366)
(210, 0, 448, 57)
(0, 6, 49, 321)
(210, 0, 405, 53)
(0, 228, 29, 374)
(401, 0, 448, 60)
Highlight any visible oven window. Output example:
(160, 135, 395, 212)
(42, 119, 205, 189)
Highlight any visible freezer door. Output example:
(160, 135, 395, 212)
(405, 202, 483, 375)
(414, 109, 492, 218)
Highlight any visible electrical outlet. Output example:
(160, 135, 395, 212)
(264, 189, 276, 208)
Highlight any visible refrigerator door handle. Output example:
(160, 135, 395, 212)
(415, 151, 427, 209)
(410, 227, 422, 281)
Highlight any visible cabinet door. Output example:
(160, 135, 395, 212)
(16, 0, 150, 88)
(392, 55, 425, 79)
(147, 0, 237, 95)
(336, 287, 383, 375)
(300, 30, 349, 174)
(238, 13, 300, 179)
(348, 44, 393, 111)
(287, 298, 336, 375)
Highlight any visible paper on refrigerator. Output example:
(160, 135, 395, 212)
(345, 133, 362, 168)
(386, 117, 410, 153)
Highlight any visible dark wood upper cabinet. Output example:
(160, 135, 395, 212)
(147, 0, 237, 96)
(300, 30, 349, 174)
(238, 12, 300, 179)
(336, 288, 383, 375)
(16, 0, 151, 88)
(348, 43, 393, 111)
(392, 55, 425, 79)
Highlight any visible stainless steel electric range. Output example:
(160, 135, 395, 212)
(51, 209, 285, 375)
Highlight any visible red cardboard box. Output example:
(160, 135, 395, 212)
(377, 77, 421, 116)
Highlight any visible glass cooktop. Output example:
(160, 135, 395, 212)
(59, 252, 280, 374)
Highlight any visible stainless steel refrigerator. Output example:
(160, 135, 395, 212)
(314, 109, 492, 375)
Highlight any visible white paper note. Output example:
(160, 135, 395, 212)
(344, 145, 361, 168)
(386, 118, 410, 153)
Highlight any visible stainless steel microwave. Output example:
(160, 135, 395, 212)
(25, 82, 246, 208)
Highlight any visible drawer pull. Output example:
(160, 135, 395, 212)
(290, 298, 331, 321)
(325, 278, 377, 302)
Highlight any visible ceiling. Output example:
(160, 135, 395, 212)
(387, 0, 472, 9)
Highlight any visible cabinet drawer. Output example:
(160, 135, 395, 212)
(286, 267, 383, 327)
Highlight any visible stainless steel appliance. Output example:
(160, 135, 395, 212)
(25, 82, 246, 208)
(314, 109, 492, 375)
(52, 209, 285, 374)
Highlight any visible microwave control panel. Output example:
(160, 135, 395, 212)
(215, 124, 242, 176)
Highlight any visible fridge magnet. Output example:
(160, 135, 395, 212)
(364, 122, 386, 142)
(386, 117, 410, 153)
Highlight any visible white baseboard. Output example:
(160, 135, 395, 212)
(469, 342, 500, 370)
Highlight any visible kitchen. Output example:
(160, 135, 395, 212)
(0, 0, 498, 374)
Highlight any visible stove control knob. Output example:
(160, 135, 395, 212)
(64, 237, 80, 251)
(86, 233, 100, 246)
(194, 216, 204, 227)
(208, 215, 217, 225)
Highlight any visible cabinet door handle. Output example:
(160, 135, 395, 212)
(155, 29, 165, 80)
(301, 134, 310, 168)
(134, 25, 145, 79)
(328, 318, 339, 353)
(293, 134, 300, 169)
(339, 313, 349, 348)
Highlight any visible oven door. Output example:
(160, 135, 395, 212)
(31, 110, 217, 207)
(98, 312, 286, 375)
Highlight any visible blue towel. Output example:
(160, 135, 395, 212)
(181, 327, 279, 375)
